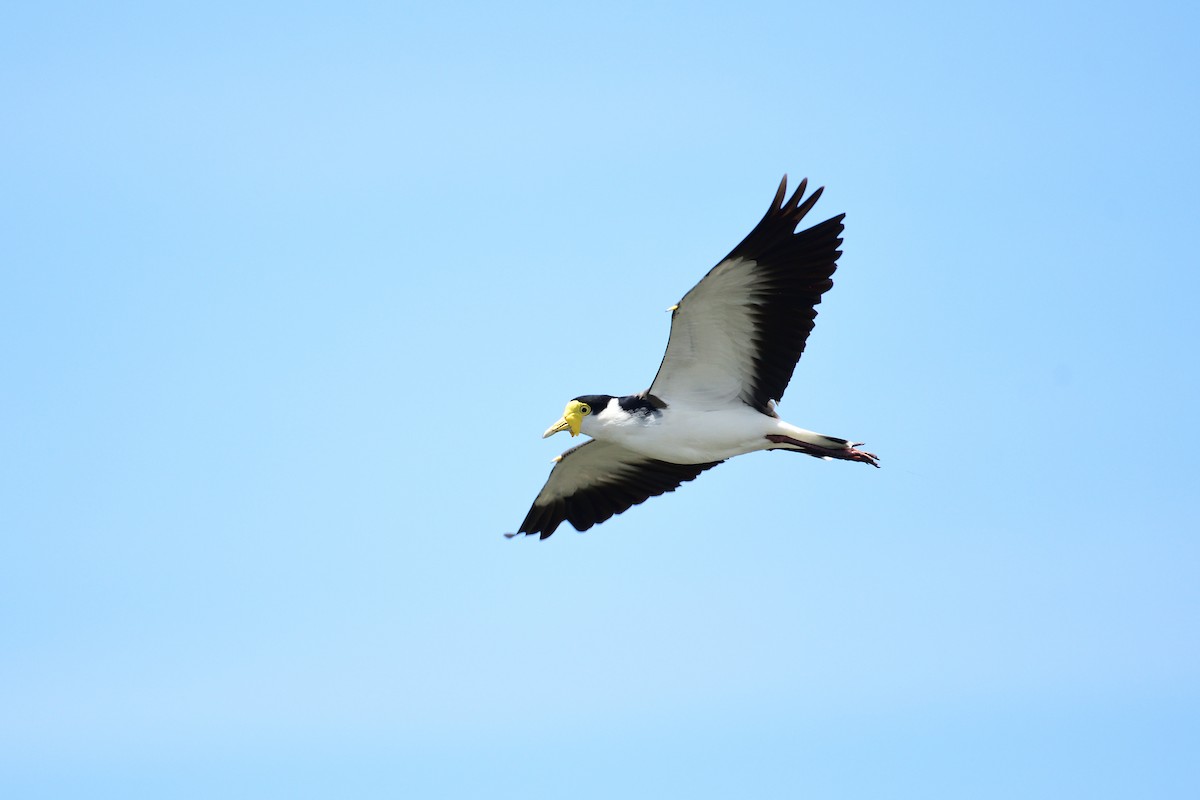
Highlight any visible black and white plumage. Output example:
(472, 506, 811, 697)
(508, 176, 878, 540)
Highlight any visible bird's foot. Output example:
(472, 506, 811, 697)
(765, 434, 880, 468)
(842, 443, 880, 468)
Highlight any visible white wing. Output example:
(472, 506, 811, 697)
(648, 176, 844, 413)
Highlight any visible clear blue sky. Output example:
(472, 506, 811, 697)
(3, 1, 1198, 797)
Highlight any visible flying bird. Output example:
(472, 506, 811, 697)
(508, 176, 877, 540)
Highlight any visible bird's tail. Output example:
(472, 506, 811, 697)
(765, 424, 879, 468)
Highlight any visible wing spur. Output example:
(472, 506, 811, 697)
(648, 176, 845, 413)
(509, 440, 722, 539)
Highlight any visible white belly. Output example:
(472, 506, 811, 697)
(596, 404, 780, 463)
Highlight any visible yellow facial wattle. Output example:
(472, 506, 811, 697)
(542, 399, 591, 439)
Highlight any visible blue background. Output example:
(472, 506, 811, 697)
(3, 1, 1198, 797)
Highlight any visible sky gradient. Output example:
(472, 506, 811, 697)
(3, 1, 1198, 797)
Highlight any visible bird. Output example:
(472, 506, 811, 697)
(507, 175, 878, 540)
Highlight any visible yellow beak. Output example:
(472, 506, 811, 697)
(542, 401, 586, 438)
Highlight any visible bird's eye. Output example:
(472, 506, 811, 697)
(580, 404, 591, 415)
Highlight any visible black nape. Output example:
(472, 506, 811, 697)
(617, 394, 665, 416)
(572, 394, 615, 412)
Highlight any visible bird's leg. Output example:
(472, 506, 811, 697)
(765, 434, 880, 468)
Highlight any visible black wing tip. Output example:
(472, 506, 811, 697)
(725, 174, 841, 263)
(771, 172, 819, 207)
(772, 174, 789, 209)
(754, 174, 834, 231)
(510, 504, 561, 540)
(503, 527, 559, 540)
(771, 174, 811, 211)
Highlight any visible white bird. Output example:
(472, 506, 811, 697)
(508, 176, 877, 539)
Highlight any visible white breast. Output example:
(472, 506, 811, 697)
(591, 401, 778, 463)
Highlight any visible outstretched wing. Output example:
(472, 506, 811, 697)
(509, 440, 722, 539)
(647, 176, 845, 414)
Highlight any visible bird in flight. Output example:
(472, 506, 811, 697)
(508, 176, 878, 540)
